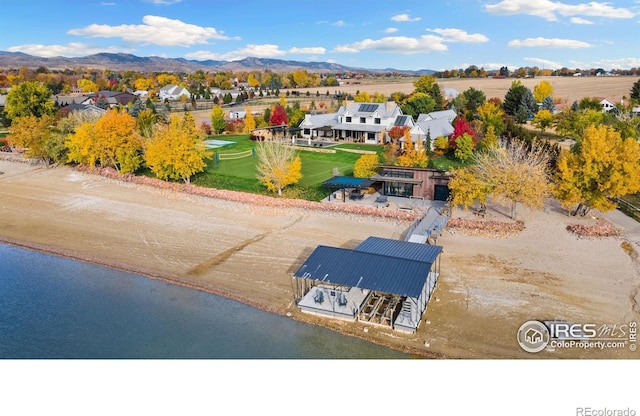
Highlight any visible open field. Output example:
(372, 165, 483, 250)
(290, 75, 638, 105)
(1, 158, 638, 358)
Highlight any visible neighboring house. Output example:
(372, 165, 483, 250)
(209, 88, 241, 103)
(229, 110, 246, 119)
(80, 91, 136, 108)
(65, 103, 107, 117)
(133, 90, 149, 98)
(55, 94, 90, 107)
(159, 84, 191, 101)
(599, 98, 617, 113)
(632, 105, 640, 117)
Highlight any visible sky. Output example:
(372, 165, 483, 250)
(1, 0, 639, 71)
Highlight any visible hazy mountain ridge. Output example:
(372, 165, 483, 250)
(0, 51, 435, 75)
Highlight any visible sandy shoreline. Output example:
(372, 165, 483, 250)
(1, 157, 639, 358)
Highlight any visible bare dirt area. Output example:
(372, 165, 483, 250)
(1, 158, 638, 358)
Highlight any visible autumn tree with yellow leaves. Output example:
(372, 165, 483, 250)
(354, 154, 379, 178)
(66, 109, 142, 173)
(255, 138, 302, 196)
(555, 124, 640, 216)
(7, 115, 54, 161)
(448, 141, 552, 219)
(243, 106, 256, 133)
(395, 129, 428, 167)
(144, 112, 212, 184)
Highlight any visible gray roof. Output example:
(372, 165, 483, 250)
(294, 237, 442, 298)
(355, 236, 442, 263)
(417, 109, 457, 122)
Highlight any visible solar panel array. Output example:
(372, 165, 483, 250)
(358, 103, 378, 113)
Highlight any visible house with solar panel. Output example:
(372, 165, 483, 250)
(293, 236, 443, 333)
(299, 100, 409, 144)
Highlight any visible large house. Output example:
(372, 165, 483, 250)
(299, 102, 456, 151)
(299, 100, 406, 144)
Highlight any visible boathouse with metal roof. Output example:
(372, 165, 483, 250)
(293, 236, 442, 333)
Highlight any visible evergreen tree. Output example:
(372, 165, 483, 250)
(503, 80, 527, 116)
(541, 96, 555, 112)
(630, 78, 640, 102)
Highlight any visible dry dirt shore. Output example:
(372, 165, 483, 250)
(1, 157, 639, 358)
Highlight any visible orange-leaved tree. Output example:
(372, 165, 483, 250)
(66, 108, 142, 173)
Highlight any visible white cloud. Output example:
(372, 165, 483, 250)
(508, 37, 592, 48)
(334, 35, 447, 54)
(68, 15, 239, 47)
(332, 20, 346, 27)
(524, 57, 563, 69)
(288, 47, 326, 54)
(570, 17, 593, 24)
(7, 42, 132, 57)
(145, 0, 183, 4)
(591, 57, 640, 69)
(477, 62, 515, 71)
(385, 27, 399, 33)
(427, 28, 489, 43)
(484, 0, 635, 21)
(185, 44, 287, 61)
(100, 2, 116, 5)
(391, 14, 421, 22)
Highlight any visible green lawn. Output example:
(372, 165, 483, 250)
(192, 135, 371, 199)
(191, 135, 469, 200)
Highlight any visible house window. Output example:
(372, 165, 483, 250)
(303, 128, 311, 135)
(382, 170, 414, 179)
(360, 117, 366, 124)
(346, 116, 352, 122)
(374, 118, 381, 124)
(384, 182, 414, 197)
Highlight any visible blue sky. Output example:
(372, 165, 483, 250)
(2, 0, 639, 71)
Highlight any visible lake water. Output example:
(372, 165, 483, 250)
(0, 244, 407, 359)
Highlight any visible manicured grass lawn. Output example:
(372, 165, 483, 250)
(191, 134, 468, 200)
(192, 135, 365, 199)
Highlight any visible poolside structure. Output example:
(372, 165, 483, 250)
(293, 236, 442, 333)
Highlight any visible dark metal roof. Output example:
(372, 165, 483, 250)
(322, 176, 374, 189)
(355, 236, 442, 263)
(293, 246, 436, 298)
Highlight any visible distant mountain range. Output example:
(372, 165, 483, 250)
(0, 51, 435, 75)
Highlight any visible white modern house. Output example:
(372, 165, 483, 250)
(159, 84, 191, 101)
(299, 101, 407, 144)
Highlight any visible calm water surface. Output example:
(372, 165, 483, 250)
(0, 244, 407, 359)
